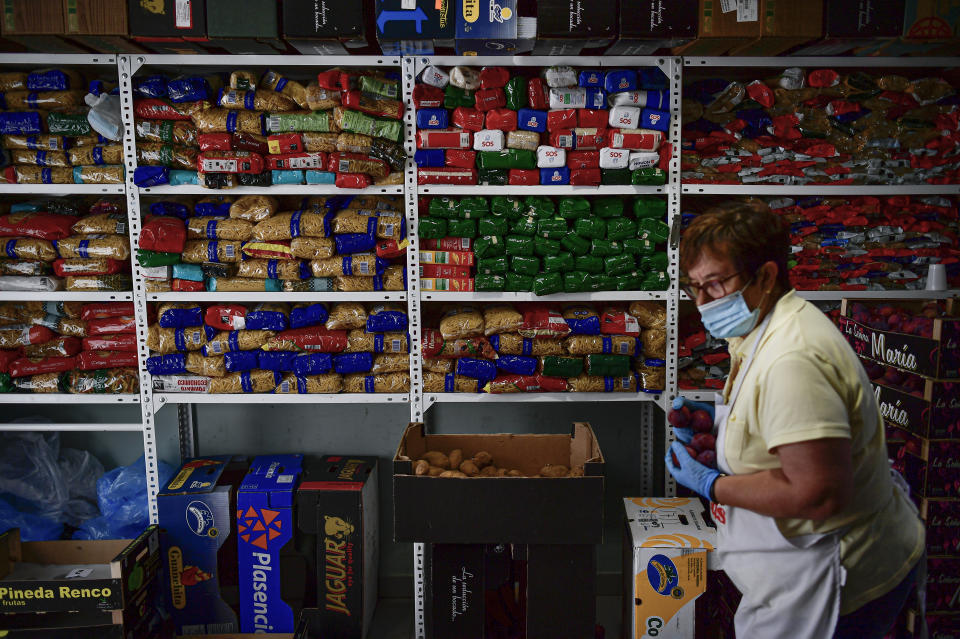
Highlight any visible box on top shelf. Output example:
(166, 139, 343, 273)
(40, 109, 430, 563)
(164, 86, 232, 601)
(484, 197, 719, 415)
(61, 0, 149, 53)
(623, 497, 717, 639)
(0, 0, 89, 52)
(128, 0, 209, 50)
(158, 455, 249, 636)
(606, 0, 698, 55)
(282, 0, 368, 55)
(792, 0, 907, 55)
(904, 0, 959, 39)
(455, 0, 536, 56)
(237, 454, 305, 634)
(205, 0, 285, 54)
(375, 0, 455, 55)
(297, 455, 379, 639)
(531, 0, 617, 55)
(673, 0, 762, 56)
(730, 0, 824, 56)
(870, 373, 959, 441)
(894, 435, 960, 500)
(921, 498, 960, 556)
(393, 422, 605, 544)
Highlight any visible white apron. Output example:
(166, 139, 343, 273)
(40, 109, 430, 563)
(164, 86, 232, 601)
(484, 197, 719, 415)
(710, 314, 846, 639)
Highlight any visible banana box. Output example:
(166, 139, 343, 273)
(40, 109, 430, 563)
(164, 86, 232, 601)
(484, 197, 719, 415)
(623, 497, 717, 639)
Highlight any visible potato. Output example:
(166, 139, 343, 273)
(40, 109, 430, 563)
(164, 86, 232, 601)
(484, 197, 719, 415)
(414, 459, 430, 476)
(496, 468, 509, 477)
(459, 460, 480, 476)
(507, 469, 524, 477)
(428, 465, 445, 477)
(568, 465, 585, 477)
(472, 451, 493, 468)
(540, 464, 569, 478)
(439, 470, 468, 478)
(479, 465, 499, 477)
(420, 450, 450, 469)
(448, 448, 463, 470)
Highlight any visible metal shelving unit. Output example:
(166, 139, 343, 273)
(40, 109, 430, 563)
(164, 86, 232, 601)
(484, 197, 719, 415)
(0, 292, 134, 301)
(138, 185, 403, 196)
(0, 394, 141, 404)
(145, 291, 407, 302)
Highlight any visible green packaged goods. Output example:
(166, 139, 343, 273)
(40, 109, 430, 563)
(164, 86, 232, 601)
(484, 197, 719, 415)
(359, 75, 399, 99)
(623, 238, 657, 256)
(541, 356, 583, 378)
(537, 218, 568, 240)
(601, 169, 632, 185)
(604, 253, 636, 276)
(477, 256, 508, 274)
(575, 255, 603, 274)
(372, 117, 402, 142)
(474, 235, 506, 258)
(560, 232, 591, 256)
(460, 197, 489, 218)
(478, 168, 508, 185)
(638, 219, 670, 244)
(587, 273, 615, 291)
(505, 272, 534, 291)
(478, 217, 509, 236)
(641, 271, 669, 290)
(524, 196, 555, 217)
(558, 197, 591, 219)
(447, 218, 477, 238)
(504, 76, 527, 111)
(429, 197, 460, 219)
(491, 196, 524, 217)
(533, 272, 563, 296)
(0, 373, 12, 393)
(542, 251, 574, 273)
(475, 273, 506, 291)
(47, 112, 91, 136)
(137, 249, 181, 267)
(444, 85, 475, 109)
(419, 217, 448, 239)
(511, 255, 541, 276)
(606, 217, 638, 241)
(505, 235, 534, 256)
(632, 168, 666, 185)
(534, 236, 561, 257)
(633, 196, 667, 219)
(510, 216, 538, 236)
(593, 197, 624, 218)
(563, 271, 590, 292)
(586, 354, 631, 376)
(573, 217, 605, 240)
(641, 253, 669, 271)
(616, 271, 645, 291)
(591, 239, 622, 257)
(477, 150, 537, 170)
(271, 110, 335, 133)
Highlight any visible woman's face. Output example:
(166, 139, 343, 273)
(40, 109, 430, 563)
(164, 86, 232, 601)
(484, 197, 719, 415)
(686, 246, 767, 310)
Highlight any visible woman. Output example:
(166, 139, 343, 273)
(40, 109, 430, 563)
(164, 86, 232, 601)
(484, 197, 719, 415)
(665, 206, 925, 639)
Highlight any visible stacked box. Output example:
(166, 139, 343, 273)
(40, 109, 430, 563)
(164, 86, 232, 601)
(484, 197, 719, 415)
(127, 0, 210, 54)
(282, 1, 368, 55)
(607, 0, 698, 55)
(678, 310, 730, 392)
(62, 0, 147, 53)
(374, 0, 455, 55)
(531, 0, 616, 55)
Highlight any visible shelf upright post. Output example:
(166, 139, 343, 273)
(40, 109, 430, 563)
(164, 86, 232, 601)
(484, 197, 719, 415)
(118, 55, 161, 523)
(403, 56, 425, 429)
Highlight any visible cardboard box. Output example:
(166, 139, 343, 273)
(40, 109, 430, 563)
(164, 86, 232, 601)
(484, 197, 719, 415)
(158, 455, 249, 636)
(623, 497, 716, 639)
(674, 0, 762, 56)
(895, 436, 960, 499)
(920, 498, 960, 556)
(62, 0, 149, 53)
(792, 0, 906, 55)
(870, 377, 960, 440)
(1, 0, 64, 34)
(282, 0, 367, 55)
(455, 0, 536, 55)
(730, 0, 823, 55)
(907, 609, 960, 638)
(375, 0, 455, 55)
(531, 0, 617, 55)
(297, 455, 379, 639)
(904, 0, 958, 39)
(606, 0, 698, 55)
(237, 454, 305, 634)
(128, 0, 208, 50)
(393, 422, 605, 544)
(206, 0, 285, 54)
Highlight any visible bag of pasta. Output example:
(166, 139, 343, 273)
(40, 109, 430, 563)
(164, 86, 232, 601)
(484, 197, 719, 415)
(303, 131, 339, 153)
(628, 301, 667, 329)
(325, 302, 368, 330)
(567, 373, 637, 393)
(489, 333, 564, 356)
(253, 210, 331, 241)
(230, 195, 279, 223)
(135, 119, 198, 147)
(10, 149, 72, 166)
(275, 373, 342, 394)
(135, 143, 197, 169)
(208, 369, 281, 394)
(147, 324, 211, 354)
(290, 237, 334, 260)
(342, 372, 409, 393)
(65, 275, 131, 291)
(192, 108, 265, 135)
(14, 372, 64, 393)
(218, 88, 297, 111)
(68, 145, 124, 165)
(345, 330, 408, 353)
(1, 238, 57, 261)
(66, 368, 139, 394)
(260, 70, 308, 108)
(71, 213, 127, 235)
(311, 254, 385, 277)
(482, 304, 522, 336)
(203, 330, 275, 355)
(74, 166, 124, 184)
(181, 240, 243, 263)
(236, 259, 308, 280)
(335, 264, 404, 292)
(423, 372, 485, 393)
(439, 306, 484, 339)
(186, 217, 254, 241)
(641, 328, 667, 359)
(55, 235, 130, 261)
(306, 83, 342, 111)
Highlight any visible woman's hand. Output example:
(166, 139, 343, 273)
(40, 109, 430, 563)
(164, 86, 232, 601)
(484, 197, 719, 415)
(665, 441, 721, 500)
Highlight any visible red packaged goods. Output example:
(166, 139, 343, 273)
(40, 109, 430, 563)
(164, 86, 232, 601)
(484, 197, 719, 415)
(577, 109, 608, 129)
(547, 109, 577, 132)
(421, 329, 497, 360)
(80, 302, 135, 321)
(567, 150, 600, 169)
(267, 133, 304, 154)
(451, 107, 485, 132)
(745, 80, 774, 108)
(53, 258, 126, 277)
(445, 149, 476, 169)
(421, 277, 474, 292)
(198, 151, 266, 174)
(508, 169, 539, 185)
(421, 238, 473, 251)
(485, 374, 568, 393)
(133, 99, 194, 120)
(198, 133, 232, 152)
(606, 129, 662, 151)
(316, 70, 342, 90)
(474, 88, 506, 112)
(78, 350, 138, 371)
(413, 84, 444, 109)
(479, 67, 510, 90)
(376, 239, 406, 259)
(138, 216, 186, 254)
(421, 264, 472, 278)
(547, 130, 577, 149)
(519, 308, 570, 339)
(418, 168, 478, 185)
(600, 309, 640, 336)
(172, 279, 205, 292)
(205, 304, 247, 331)
(0, 213, 76, 241)
(232, 133, 269, 155)
(9, 356, 77, 378)
(0, 325, 55, 348)
(485, 108, 518, 132)
(242, 240, 293, 259)
(808, 69, 839, 88)
(87, 316, 136, 336)
(335, 172, 372, 189)
(343, 91, 403, 119)
(268, 327, 348, 352)
(267, 152, 327, 170)
(419, 249, 475, 265)
(417, 129, 473, 149)
(570, 168, 602, 185)
(527, 78, 549, 110)
(574, 129, 607, 150)
(82, 334, 137, 352)
(0, 349, 22, 373)
(328, 153, 389, 178)
(25, 336, 82, 358)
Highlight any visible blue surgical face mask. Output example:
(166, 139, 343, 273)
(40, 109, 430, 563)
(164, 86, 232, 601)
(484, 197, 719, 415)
(698, 285, 761, 339)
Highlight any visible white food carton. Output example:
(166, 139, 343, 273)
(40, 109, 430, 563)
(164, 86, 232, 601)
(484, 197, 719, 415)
(537, 145, 566, 168)
(473, 129, 505, 152)
(608, 105, 641, 130)
(599, 147, 630, 169)
(629, 151, 661, 170)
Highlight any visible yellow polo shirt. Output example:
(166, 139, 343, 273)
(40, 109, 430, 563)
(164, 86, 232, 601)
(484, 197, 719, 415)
(721, 290, 924, 615)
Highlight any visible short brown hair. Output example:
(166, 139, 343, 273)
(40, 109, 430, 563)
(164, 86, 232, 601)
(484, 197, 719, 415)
(679, 206, 791, 291)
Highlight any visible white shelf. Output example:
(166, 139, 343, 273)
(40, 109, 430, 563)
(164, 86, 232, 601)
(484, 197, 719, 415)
(146, 291, 407, 302)
(154, 393, 409, 409)
(680, 290, 959, 302)
(128, 54, 400, 71)
(0, 184, 125, 195)
(678, 391, 718, 402)
(685, 56, 960, 68)
(0, 394, 140, 404)
(416, 55, 668, 68)
(682, 184, 960, 195)
(425, 392, 662, 406)
(0, 422, 142, 432)
(418, 185, 666, 196)
(138, 185, 403, 196)
(421, 291, 670, 302)
(0, 292, 133, 301)
(0, 54, 117, 66)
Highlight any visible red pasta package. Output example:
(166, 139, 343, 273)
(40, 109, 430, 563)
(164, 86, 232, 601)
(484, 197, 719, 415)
(484, 374, 568, 393)
(77, 350, 139, 370)
(567, 150, 600, 169)
(9, 356, 77, 378)
(138, 216, 186, 253)
(0, 325, 56, 348)
(508, 170, 539, 185)
(606, 129, 662, 151)
(53, 258, 126, 277)
(81, 302, 135, 321)
(267, 133, 304, 155)
(0, 213, 76, 240)
(87, 316, 136, 336)
(570, 168, 602, 185)
(417, 129, 472, 150)
(335, 172, 372, 189)
(232, 133, 269, 155)
(451, 107, 485, 132)
(376, 239, 406, 259)
(264, 327, 348, 352)
(479, 67, 510, 89)
(600, 308, 640, 336)
(198, 133, 232, 151)
(547, 109, 577, 132)
(421, 329, 497, 360)
(527, 78, 549, 109)
(474, 88, 506, 112)
(342, 91, 402, 119)
(413, 84, 444, 109)
(133, 98, 194, 120)
(173, 279, 205, 292)
(198, 150, 266, 174)
(519, 307, 570, 339)
(0, 348, 23, 373)
(205, 304, 248, 331)
(418, 167, 478, 184)
(485, 108, 518, 131)
(445, 150, 476, 169)
(266, 152, 327, 170)
(328, 153, 388, 178)
(24, 336, 82, 358)
(316, 70, 342, 90)
(82, 333, 137, 352)
(242, 240, 294, 260)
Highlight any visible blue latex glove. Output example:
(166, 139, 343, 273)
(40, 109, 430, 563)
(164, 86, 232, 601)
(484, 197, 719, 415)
(665, 441, 721, 500)
(672, 396, 715, 421)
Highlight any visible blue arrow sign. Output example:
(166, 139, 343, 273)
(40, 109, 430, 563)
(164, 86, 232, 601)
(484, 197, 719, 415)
(377, 7, 429, 34)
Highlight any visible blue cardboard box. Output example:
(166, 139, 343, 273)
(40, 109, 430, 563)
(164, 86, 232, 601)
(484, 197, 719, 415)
(455, 0, 535, 55)
(158, 456, 249, 636)
(375, 0, 455, 55)
(237, 454, 305, 634)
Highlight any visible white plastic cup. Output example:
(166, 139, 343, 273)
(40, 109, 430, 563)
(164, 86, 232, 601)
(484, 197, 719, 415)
(925, 263, 947, 291)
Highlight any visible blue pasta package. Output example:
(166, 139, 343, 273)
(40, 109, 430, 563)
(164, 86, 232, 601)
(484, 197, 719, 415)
(604, 70, 638, 94)
(244, 308, 289, 331)
(290, 303, 330, 329)
(641, 108, 670, 133)
(334, 352, 374, 374)
(158, 306, 203, 328)
(292, 353, 333, 376)
(258, 350, 296, 372)
(496, 355, 537, 376)
(456, 357, 497, 381)
(415, 149, 446, 167)
(224, 350, 260, 373)
(366, 307, 408, 332)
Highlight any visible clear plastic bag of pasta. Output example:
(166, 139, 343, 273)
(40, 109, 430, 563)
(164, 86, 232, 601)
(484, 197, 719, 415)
(230, 195, 279, 223)
(326, 302, 368, 330)
(235, 259, 308, 280)
(66, 368, 139, 394)
(186, 217, 254, 241)
(181, 240, 243, 263)
(567, 373, 637, 393)
(55, 235, 130, 260)
(260, 70, 308, 108)
(311, 254, 384, 278)
(68, 145, 124, 165)
(343, 372, 409, 393)
(147, 324, 211, 354)
(208, 369, 281, 394)
(135, 142, 197, 169)
(73, 166, 124, 184)
(371, 353, 409, 374)
(290, 237, 334, 260)
(641, 328, 666, 359)
(628, 301, 667, 329)
(71, 213, 127, 235)
(203, 330, 275, 356)
(491, 333, 565, 356)
(274, 373, 343, 394)
(565, 335, 638, 356)
(65, 275, 131, 291)
(439, 306, 484, 339)
(345, 329, 408, 353)
(1, 239, 57, 262)
(192, 108, 265, 135)
(10, 149, 71, 167)
(253, 211, 330, 241)
(482, 305, 522, 336)
(422, 372, 482, 393)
